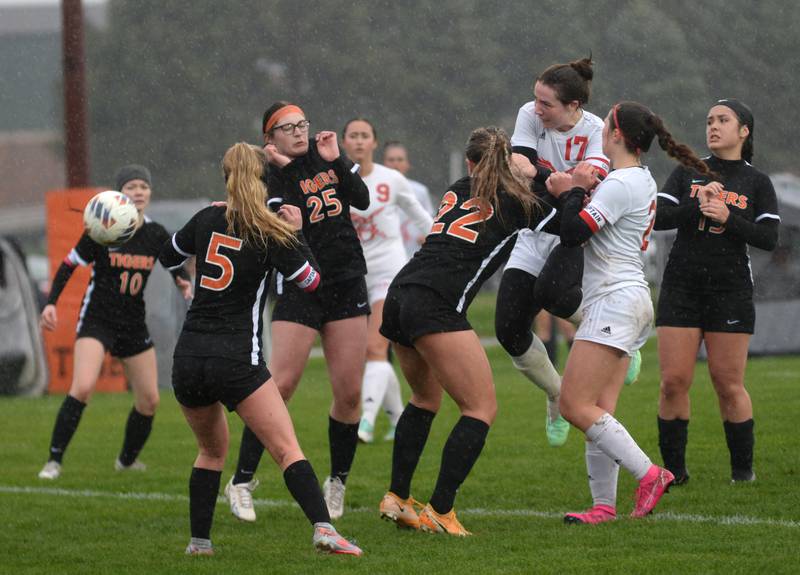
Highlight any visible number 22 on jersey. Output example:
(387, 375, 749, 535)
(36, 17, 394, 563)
(430, 190, 494, 243)
(200, 232, 243, 291)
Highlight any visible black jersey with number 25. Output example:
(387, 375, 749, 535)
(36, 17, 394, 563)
(159, 206, 319, 365)
(392, 176, 558, 313)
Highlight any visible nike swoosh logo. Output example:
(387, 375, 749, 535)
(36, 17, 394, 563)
(357, 302, 368, 308)
(692, 179, 705, 183)
(726, 320, 740, 325)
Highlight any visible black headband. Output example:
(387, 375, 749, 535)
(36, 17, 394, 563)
(716, 99, 754, 133)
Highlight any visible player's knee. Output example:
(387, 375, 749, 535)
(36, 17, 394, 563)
(333, 388, 361, 413)
(136, 393, 159, 416)
(68, 385, 93, 404)
(659, 372, 692, 399)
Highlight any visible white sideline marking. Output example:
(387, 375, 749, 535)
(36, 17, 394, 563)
(2, 485, 798, 529)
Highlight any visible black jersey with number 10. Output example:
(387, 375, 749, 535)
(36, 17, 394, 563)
(158, 206, 318, 365)
(392, 176, 558, 313)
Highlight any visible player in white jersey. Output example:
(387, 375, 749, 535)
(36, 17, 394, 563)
(383, 141, 437, 257)
(342, 119, 434, 444)
(494, 57, 612, 448)
(545, 101, 714, 525)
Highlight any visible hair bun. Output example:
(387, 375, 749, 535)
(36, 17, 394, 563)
(570, 57, 594, 81)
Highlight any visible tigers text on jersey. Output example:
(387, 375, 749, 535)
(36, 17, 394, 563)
(60, 219, 169, 328)
(580, 166, 657, 308)
(159, 206, 317, 365)
(266, 140, 368, 285)
(392, 177, 557, 313)
(658, 156, 780, 291)
(351, 163, 434, 278)
(511, 102, 610, 176)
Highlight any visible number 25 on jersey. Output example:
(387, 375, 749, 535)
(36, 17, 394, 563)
(200, 232, 243, 291)
(430, 190, 494, 244)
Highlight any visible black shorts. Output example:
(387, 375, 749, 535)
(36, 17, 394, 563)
(172, 356, 270, 412)
(656, 286, 755, 333)
(380, 284, 472, 347)
(272, 275, 369, 330)
(77, 318, 153, 359)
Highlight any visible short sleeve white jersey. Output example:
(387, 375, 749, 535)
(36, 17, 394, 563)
(511, 102, 610, 176)
(580, 166, 657, 307)
(351, 163, 434, 277)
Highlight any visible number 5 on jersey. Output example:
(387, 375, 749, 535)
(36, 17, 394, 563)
(200, 232, 243, 291)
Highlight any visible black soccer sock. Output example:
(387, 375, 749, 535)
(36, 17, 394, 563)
(233, 425, 265, 485)
(189, 467, 222, 540)
(283, 459, 331, 525)
(724, 419, 755, 475)
(329, 416, 359, 484)
(47, 395, 87, 463)
(658, 417, 689, 476)
(118, 407, 154, 466)
(390, 403, 436, 499)
(429, 416, 490, 515)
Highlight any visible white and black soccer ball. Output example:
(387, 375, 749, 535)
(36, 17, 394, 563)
(83, 190, 139, 246)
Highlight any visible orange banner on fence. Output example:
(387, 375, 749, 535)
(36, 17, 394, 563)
(44, 188, 126, 393)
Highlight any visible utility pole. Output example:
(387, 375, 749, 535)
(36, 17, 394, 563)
(62, 0, 90, 187)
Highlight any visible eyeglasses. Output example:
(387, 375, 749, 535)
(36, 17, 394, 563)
(272, 120, 310, 134)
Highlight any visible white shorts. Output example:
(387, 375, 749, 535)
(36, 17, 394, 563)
(504, 229, 560, 277)
(574, 286, 653, 355)
(366, 268, 397, 305)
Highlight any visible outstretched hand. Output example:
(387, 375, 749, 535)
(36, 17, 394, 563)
(315, 131, 340, 162)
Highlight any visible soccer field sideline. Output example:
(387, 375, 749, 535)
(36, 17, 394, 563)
(3, 484, 798, 530)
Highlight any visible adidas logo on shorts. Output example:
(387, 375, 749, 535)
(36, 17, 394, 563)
(600, 326, 612, 335)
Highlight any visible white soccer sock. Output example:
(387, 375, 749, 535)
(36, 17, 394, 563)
(585, 413, 652, 480)
(585, 439, 619, 508)
(511, 334, 562, 404)
(380, 366, 403, 427)
(361, 360, 392, 426)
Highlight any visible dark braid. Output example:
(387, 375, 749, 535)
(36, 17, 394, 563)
(648, 115, 715, 178)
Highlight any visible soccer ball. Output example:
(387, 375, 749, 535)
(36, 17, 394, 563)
(83, 190, 140, 246)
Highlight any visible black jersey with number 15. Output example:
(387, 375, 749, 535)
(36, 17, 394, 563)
(266, 140, 369, 285)
(392, 176, 558, 313)
(159, 206, 319, 365)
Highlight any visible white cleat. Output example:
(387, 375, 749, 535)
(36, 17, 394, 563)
(38, 461, 61, 480)
(115, 458, 147, 471)
(323, 476, 346, 520)
(224, 477, 258, 522)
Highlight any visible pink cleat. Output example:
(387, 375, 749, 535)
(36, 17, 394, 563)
(631, 465, 674, 518)
(564, 504, 616, 525)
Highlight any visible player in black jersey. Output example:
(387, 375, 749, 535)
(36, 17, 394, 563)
(37, 165, 192, 481)
(160, 142, 361, 557)
(225, 102, 370, 523)
(378, 127, 557, 535)
(654, 100, 780, 484)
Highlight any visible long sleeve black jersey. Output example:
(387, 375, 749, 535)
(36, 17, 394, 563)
(47, 218, 170, 327)
(392, 176, 558, 313)
(159, 206, 319, 365)
(266, 140, 369, 285)
(655, 156, 780, 291)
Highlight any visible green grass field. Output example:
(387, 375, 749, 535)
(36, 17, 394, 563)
(2, 294, 799, 574)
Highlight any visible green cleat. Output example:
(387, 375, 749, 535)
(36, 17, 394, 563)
(624, 350, 642, 386)
(546, 415, 570, 447)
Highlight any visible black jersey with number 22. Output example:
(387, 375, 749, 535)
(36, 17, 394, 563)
(392, 176, 558, 313)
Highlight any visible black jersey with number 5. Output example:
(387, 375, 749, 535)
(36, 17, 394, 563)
(159, 206, 319, 365)
(392, 176, 558, 313)
(47, 218, 170, 327)
(266, 140, 369, 285)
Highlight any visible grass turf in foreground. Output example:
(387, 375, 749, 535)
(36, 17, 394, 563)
(2, 338, 799, 574)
